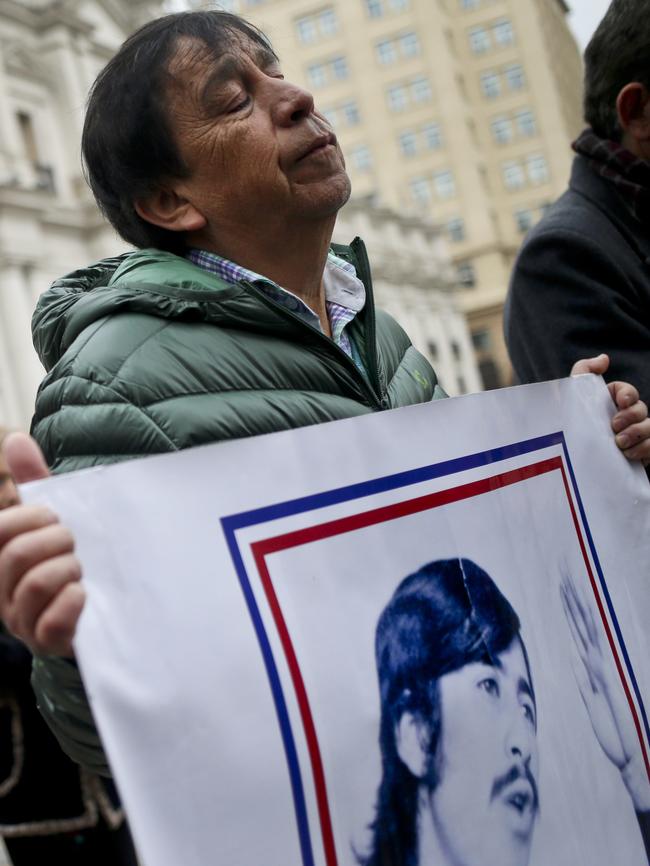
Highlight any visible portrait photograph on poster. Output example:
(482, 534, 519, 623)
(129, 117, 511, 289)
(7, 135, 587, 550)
(226, 433, 650, 866)
(18, 377, 650, 866)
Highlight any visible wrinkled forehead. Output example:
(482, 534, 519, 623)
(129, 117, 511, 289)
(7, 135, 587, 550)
(166, 33, 276, 97)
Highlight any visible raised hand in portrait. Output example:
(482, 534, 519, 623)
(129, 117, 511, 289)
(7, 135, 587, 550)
(560, 570, 650, 822)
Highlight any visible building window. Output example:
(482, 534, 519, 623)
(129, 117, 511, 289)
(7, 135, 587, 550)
(492, 18, 514, 47)
(504, 63, 525, 90)
(296, 8, 338, 43)
(218, 0, 239, 9)
(411, 76, 432, 103)
(377, 39, 398, 65)
(296, 16, 318, 44)
(341, 100, 361, 125)
(422, 121, 443, 149)
(389, 0, 409, 9)
(451, 340, 461, 360)
(366, 0, 383, 16)
(410, 177, 431, 203)
(309, 55, 349, 86)
(17, 111, 39, 163)
(515, 108, 536, 137)
(526, 153, 549, 185)
(480, 70, 501, 99)
(460, 0, 480, 8)
(468, 26, 490, 54)
(387, 84, 409, 112)
(427, 340, 438, 360)
(351, 144, 373, 171)
(514, 208, 534, 233)
(324, 100, 360, 128)
(307, 63, 328, 88)
(447, 217, 466, 242)
(323, 107, 338, 127)
(490, 116, 512, 144)
(400, 32, 420, 58)
(320, 8, 338, 35)
(399, 130, 418, 156)
(433, 169, 456, 199)
(471, 329, 491, 351)
(456, 260, 476, 287)
(333, 56, 349, 80)
(479, 358, 502, 390)
(502, 160, 526, 190)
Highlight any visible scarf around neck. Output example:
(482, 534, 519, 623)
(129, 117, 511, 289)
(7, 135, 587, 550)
(572, 126, 650, 223)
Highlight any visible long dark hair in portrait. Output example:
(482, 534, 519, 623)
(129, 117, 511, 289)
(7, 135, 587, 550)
(360, 558, 529, 866)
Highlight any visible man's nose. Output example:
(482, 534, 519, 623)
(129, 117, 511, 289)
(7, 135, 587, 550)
(505, 712, 534, 763)
(271, 79, 315, 126)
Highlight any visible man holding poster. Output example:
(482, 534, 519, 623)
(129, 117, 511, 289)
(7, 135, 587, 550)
(0, 5, 648, 815)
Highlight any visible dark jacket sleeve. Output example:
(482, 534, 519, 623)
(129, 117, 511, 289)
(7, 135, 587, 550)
(0, 626, 33, 696)
(505, 225, 650, 406)
(30, 655, 111, 777)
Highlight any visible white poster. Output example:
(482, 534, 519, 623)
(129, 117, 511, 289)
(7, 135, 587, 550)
(21, 376, 650, 866)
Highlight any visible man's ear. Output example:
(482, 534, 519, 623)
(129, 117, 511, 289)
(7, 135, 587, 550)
(395, 712, 429, 779)
(134, 188, 207, 235)
(616, 82, 650, 141)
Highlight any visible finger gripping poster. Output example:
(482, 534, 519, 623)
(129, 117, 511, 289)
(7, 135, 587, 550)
(22, 376, 650, 866)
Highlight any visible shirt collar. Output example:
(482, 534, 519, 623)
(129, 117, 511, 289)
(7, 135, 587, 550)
(186, 247, 366, 313)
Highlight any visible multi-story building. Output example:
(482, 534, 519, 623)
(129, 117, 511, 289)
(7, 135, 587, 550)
(221, 0, 583, 388)
(0, 0, 478, 429)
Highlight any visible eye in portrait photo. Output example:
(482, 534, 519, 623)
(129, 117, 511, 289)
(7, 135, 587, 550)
(258, 466, 649, 866)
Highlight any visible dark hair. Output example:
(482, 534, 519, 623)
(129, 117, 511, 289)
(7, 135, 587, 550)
(584, 0, 650, 141)
(362, 558, 527, 866)
(82, 11, 276, 253)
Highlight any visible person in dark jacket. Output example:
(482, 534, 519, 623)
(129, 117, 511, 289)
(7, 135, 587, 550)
(0, 9, 648, 782)
(505, 0, 650, 465)
(0, 429, 138, 865)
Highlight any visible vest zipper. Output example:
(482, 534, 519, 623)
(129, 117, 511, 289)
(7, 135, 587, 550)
(239, 279, 384, 409)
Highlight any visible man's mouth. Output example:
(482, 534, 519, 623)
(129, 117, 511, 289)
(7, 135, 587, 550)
(491, 763, 539, 836)
(504, 782, 534, 815)
(296, 133, 336, 162)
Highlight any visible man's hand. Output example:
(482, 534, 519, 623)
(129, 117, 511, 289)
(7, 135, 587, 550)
(561, 570, 650, 812)
(571, 354, 650, 466)
(0, 434, 84, 657)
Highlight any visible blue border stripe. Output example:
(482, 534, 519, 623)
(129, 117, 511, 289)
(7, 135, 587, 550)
(221, 432, 564, 536)
(560, 440, 650, 748)
(222, 526, 316, 866)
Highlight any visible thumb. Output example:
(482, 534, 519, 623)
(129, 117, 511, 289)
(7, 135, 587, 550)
(2, 433, 50, 484)
(570, 353, 610, 377)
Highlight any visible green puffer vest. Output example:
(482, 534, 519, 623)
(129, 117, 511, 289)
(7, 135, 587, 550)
(29, 238, 444, 774)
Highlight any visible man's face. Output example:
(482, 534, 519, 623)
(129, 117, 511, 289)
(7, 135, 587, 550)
(427, 638, 539, 866)
(0, 453, 18, 511)
(162, 35, 351, 245)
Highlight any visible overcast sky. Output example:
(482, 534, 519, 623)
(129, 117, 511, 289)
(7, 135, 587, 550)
(566, 0, 611, 49)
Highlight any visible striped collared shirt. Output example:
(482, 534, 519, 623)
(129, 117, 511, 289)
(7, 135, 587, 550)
(186, 248, 366, 372)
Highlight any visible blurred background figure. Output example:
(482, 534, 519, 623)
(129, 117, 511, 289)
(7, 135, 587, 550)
(0, 426, 138, 866)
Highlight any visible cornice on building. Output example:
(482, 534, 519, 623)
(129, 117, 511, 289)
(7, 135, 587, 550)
(0, 0, 162, 43)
